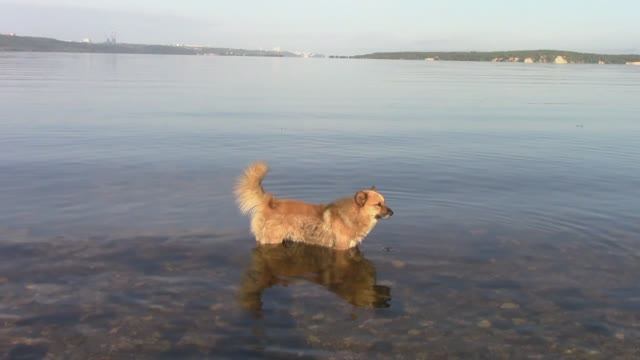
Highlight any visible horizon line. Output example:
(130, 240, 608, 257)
(2, 32, 639, 57)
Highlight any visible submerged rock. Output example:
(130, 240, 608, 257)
(500, 302, 520, 310)
(477, 319, 492, 328)
(209, 303, 224, 312)
(369, 340, 393, 352)
(307, 335, 321, 344)
(8, 344, 48, 360)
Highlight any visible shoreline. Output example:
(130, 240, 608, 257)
(3, 34, 640, 64)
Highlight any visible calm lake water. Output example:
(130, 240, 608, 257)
(1, 52, 640, 358)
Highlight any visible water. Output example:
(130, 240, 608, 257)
(1, 53, 639, 358)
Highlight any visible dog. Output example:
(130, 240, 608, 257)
(234, 162, 393, 250)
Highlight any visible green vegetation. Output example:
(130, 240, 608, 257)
(3, 34, 639, 64)
(353, 50, 640, 64)
(0, 34, 298, 57)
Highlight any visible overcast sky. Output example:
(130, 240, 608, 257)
(1, 0, 639, 55)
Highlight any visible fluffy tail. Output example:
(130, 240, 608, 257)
(234, 161, 270, 215)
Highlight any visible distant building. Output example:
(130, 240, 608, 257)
(524, 57, 534, 64)
(294, 51, 316, 58)
(554, 55, 568, 64)
(81, 38, 92, 43)
(105, 34, 117, 45)
(626, 61, 640, 65)
(424, 57, 436, 61)
(598, 60, 606, 65)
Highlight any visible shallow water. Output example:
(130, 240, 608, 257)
(1, 53, 640, 358)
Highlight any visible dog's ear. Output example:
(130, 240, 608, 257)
(354, 191, 368, 207)
(370, 185, 377, 191)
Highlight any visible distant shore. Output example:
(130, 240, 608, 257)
(3, 33, 640, 64)
(350, 50, 640, 65)
(0, 34, 305, 58)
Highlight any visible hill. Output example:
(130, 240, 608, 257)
(0, 34, 299, 57)
(352, 50, 640, 64)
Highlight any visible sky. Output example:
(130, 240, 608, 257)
(1, 0, 639, 55)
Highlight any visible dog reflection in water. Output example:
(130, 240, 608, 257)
(239, 242, 391, 315)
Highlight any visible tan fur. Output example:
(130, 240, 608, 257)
(234, 162, 393, 250)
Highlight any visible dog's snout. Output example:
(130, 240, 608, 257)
(387, 208, 394, 217)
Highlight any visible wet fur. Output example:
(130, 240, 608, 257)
(234, 162, 393, 250)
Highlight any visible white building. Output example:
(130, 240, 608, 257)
(554, 56, 568, 64)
